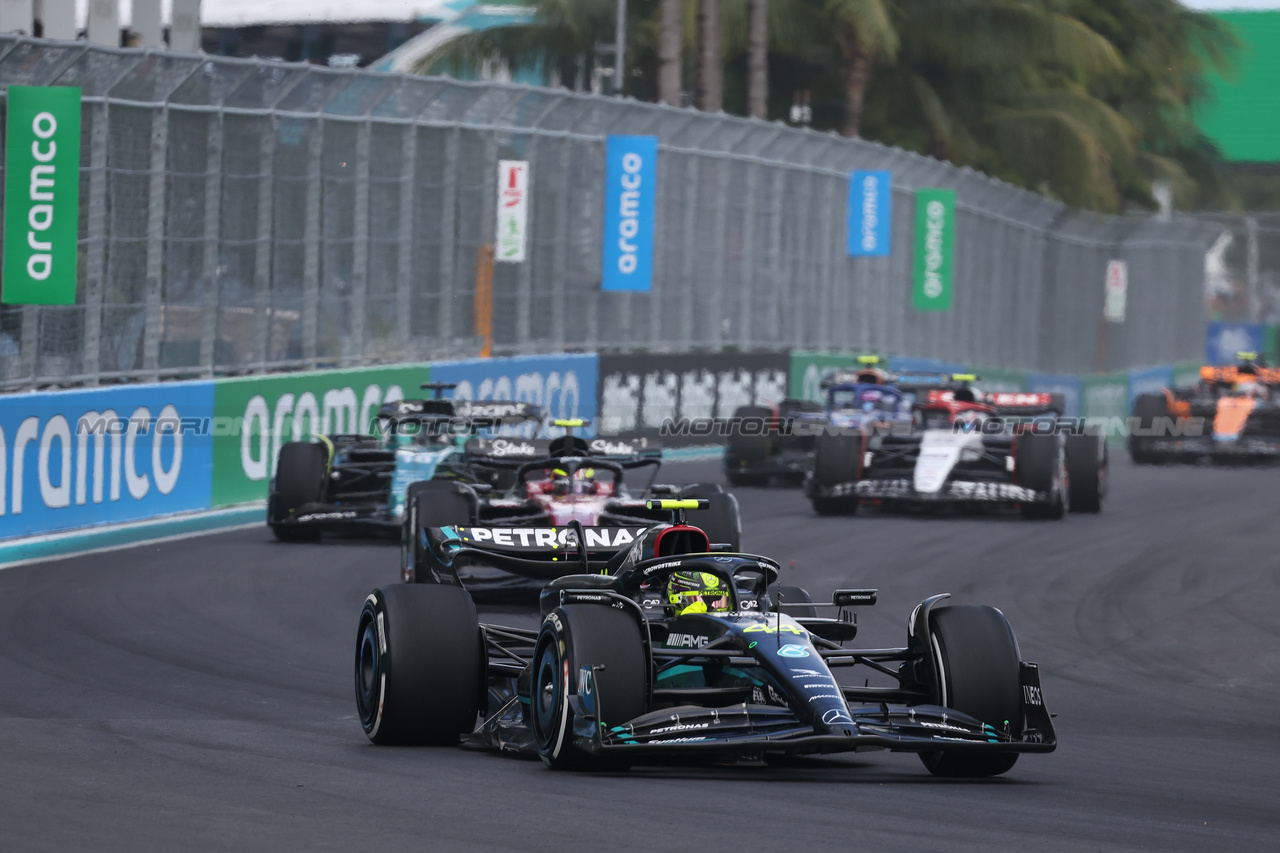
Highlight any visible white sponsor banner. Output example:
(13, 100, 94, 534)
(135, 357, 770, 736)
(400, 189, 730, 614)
(1105, 259, 1127, 323)
(496, 160, 529, 263)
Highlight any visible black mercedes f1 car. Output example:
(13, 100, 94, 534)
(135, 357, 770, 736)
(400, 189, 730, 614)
(355, 502, 1056, 776)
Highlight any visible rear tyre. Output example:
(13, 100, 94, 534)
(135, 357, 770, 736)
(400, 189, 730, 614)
(402, 481, 475, 583)
(809, 432, 862, 516)
(1017, 432, 1066, 520)
(355, 585, 483, 745)
(1128, 393, 1167, 464)
(269, 442, 328, 542)
(725, 405, 774, 487)
(1065, 432, 1106, 513)
(681, 483, 742, 551)
(920, 605, 1022, 778)
(532, 604, 648, 771)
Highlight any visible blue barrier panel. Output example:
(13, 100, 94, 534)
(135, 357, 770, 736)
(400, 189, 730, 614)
(1026, 373, 1083, 418)
(0, 380, 214, 539)
(891, 357, 965, 376)
(1205, 322, 1264, 365)
(432, 354, 599, 436)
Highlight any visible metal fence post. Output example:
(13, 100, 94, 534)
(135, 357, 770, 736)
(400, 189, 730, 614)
(301, 118, 323, 367)
(737, 161, 758, 348)
(349, 120, 372, 365)
(395, 123, 417, 360)
(252, 116, 276, 371)
(82, 100, 109, 384)
(679, 154, 700, 350)
(707, 157, 729, 349)
(515, 136, 534, 352)
(437, 127, 459, 350)
(199, 111, 223, 376)
(549, 138, 570, 352)
(142, 106, 168, 379)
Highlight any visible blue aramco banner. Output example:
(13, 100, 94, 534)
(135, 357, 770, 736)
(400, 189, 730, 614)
(847, 170, 892, 257)
(602, 135, 658, 292)
(0, 381, 215, 539)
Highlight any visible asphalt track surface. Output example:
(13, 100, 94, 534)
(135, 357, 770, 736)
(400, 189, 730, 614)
(2, 457, 1278, 852)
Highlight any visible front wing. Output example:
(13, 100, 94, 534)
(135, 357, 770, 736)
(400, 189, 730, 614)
(811, 478, 1049, 505)
(470, 662, 1056, 760)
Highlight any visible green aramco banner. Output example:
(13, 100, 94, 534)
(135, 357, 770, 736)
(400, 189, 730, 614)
(913, 188, 955, 311)
(3, 86, 81, 305)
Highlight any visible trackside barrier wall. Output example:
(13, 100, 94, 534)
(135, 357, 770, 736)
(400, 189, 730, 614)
(0, 351, 1226, 544)
(0, 379, 214, 539)
(0, 35, 1225, 392)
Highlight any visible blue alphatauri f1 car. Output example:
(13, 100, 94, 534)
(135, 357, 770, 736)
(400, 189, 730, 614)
(354, 501, 1056, 776)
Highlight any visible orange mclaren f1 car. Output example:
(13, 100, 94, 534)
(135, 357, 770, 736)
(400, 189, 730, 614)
(1129, 353, 1280, 463)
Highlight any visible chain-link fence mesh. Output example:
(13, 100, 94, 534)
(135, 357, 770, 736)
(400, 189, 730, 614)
(0, 35, 1228, 389)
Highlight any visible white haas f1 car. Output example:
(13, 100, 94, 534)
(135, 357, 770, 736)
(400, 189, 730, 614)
(807, 377, 1106, 519)
(355, 501, 1056, 776)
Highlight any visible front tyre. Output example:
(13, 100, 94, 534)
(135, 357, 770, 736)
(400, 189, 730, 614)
(1065, 431, 1106, 513)
(355, 585, 483, 745)
(269, 441, 328, 542)
(532, 605, 648, 771)
(1017, 432, 1066, 520)
(920, 605, 1022, 777)
(401, 480, 475, 583)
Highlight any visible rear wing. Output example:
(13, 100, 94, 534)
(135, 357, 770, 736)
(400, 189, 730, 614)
(464, 435, 661, 464)
(981, 392, 1064, 417)
(914, 388, 1063, 417)
(426, 524, 650, 579)
(375, 399, 544, 435)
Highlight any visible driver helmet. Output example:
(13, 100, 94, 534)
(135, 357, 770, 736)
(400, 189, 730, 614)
(666, 571, 731, 616)
(551, 467, 572, 496)
(575, 467, 598, 495)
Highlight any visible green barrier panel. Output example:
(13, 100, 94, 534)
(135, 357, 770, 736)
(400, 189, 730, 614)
(789, 352, 887, 402)
(1171, 361, 1202, 389)
(211, 363, 432, 507)
(1265, 325, 1279, 365)
(1082, 372, 1130, 446)
(968, 367, 1026, 392)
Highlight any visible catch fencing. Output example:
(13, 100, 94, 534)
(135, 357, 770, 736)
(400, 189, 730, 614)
(0, 35, 1224, 390)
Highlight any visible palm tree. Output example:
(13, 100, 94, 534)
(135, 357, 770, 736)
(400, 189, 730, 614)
(698, 0, 723, 111)
(822, 0, 898, 137)
(658, 0, 683, 105)
(747, 0, 768, 118)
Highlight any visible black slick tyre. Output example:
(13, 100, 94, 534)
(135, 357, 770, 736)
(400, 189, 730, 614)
(269, 441, 328, 542)
(725, 405, 773, 486)
(355, 584, 483, 745)
(809, 431, 861, 516)
(680, 483, 742, 551)
(531, 604, 648, 771)
(1065, 432, 1106, 513)
(1128, 393, 1168, 464)
(402, 481, 475, 583)
(1016, 432, 1066, 520)
(920, 605, 1022, 778)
